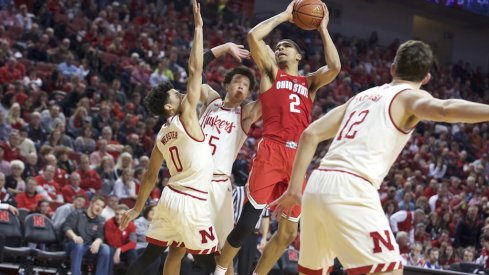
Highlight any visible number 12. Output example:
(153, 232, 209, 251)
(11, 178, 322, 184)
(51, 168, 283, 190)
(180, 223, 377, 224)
(337, 110, 369, 141)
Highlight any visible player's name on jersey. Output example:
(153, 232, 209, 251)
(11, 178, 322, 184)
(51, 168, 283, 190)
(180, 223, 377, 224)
(202, 114, 237, 134)
(276, 80, 309, 98)
(160, 131, 178, 145)
(355, 93, 383, 103)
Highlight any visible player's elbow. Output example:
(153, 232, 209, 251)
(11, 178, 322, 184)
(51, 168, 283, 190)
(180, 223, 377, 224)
(329, 61, 341, 75)
(300, 128, 320, 145)
(247, 31, 259, 45)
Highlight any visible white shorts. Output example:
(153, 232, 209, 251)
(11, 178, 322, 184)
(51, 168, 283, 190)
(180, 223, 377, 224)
(298, 169, 403, 275)
(209, 176, 234, 250)
(146, 186, 218, 254)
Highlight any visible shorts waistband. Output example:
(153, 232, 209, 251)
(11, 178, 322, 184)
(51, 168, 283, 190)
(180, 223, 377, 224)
(261, 137, 298, 149)
(316, 168, 372, 185)
(167, 185, 208, 201)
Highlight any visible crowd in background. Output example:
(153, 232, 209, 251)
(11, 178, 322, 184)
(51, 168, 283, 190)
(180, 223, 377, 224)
(1, 0, 489, 273)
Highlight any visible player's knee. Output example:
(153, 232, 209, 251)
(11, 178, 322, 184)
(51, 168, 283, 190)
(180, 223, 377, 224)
(227, 203, 262, 247)
(227, 224, 255, 248)
(277, 227, 298, 246)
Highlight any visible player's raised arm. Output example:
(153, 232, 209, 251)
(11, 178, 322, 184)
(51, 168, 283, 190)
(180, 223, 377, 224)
(182, 0, 204, 115)
(247, 1, 297, 77)
(307, 3, 341, 94)
(120, 145, 164, 230)
(269, 102, 349, 216)
(403, 90, 489, 124)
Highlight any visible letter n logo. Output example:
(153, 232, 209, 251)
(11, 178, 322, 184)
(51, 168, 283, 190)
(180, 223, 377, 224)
(370, 230, 394, 253)
(33, 215, 46, 228)
(199, 226, 215, 244)
(0, 210, 9, 222)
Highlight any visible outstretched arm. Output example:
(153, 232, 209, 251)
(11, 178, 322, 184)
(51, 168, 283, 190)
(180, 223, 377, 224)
(307, 3, 341, 95)
(269, 103, 349, 217)
(247, 1, 296, 77)
(119, 145, 164, 230)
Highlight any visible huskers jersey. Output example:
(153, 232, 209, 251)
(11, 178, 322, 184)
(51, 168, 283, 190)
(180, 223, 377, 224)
(260, 69, 312, 143)
(320, 83, 414, 189)
(200, 98, 247, 176)
(156, 115, 213, 193)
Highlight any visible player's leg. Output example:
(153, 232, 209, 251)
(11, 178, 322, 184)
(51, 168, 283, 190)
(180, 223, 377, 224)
(162, 246, 186, 275)
(215, 201, 263, 274)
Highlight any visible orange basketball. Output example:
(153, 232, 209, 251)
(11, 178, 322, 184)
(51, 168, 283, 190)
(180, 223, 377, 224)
(292, 0, 325, 30)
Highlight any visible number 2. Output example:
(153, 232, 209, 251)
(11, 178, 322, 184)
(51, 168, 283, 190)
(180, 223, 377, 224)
(337, 110, 369, 141)
(289, 94, 300, 113)
(169, 146, 183, 172)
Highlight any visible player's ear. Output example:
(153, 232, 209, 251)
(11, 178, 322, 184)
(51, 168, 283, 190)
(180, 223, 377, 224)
(164, 103, 174, 115)
(421, 73, 431, 85)
(296, 53, 302, 62)
(390, 64, 396, 78)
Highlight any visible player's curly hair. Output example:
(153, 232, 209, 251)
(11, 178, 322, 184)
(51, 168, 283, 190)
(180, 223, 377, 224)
(144, 81, 174, 118)
(394, 40, 433, 82)
(223, 66, 256, 92)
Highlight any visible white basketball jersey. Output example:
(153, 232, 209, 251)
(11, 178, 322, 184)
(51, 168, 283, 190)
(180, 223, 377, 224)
(199, 98, 247, 176)
(320, 83, 414, 189)
(156, 115, 213, 191)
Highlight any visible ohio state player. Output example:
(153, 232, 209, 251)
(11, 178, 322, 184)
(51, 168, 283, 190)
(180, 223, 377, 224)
(273, 40, 489, 275)
(214, 0, 341, 274)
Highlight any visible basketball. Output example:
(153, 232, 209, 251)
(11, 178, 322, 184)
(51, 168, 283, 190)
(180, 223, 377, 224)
(292, 0, 325, 30)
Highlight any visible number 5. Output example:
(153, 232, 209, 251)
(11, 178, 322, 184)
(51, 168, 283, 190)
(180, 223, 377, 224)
(209, 135, 219, 155)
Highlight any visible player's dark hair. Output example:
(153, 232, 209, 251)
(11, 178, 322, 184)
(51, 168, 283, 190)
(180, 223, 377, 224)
(144, 81, 174, 118)
(223, 66, 256, 92)
(393, 40, 433, 82)
(276, 39, 305, 56)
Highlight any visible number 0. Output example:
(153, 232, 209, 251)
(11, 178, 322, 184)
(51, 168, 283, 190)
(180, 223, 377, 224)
(169, 146, 183, 172)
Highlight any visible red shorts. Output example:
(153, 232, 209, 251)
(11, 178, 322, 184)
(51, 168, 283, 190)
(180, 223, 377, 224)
(246, 138, 305, 222)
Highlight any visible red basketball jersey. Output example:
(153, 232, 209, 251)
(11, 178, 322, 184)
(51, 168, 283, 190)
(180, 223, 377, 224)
(260, 70, 312, 143)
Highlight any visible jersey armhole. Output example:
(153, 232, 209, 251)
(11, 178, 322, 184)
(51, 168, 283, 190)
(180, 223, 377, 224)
(388, 89, 415, 135)
(239, 106, 249, 136)
(179, 116, 205, 142)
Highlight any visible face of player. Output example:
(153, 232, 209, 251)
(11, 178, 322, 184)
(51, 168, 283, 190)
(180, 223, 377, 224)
(274, 41, 301, 66)
(165, 89, 185, 116)
(225, 74, 251, 103)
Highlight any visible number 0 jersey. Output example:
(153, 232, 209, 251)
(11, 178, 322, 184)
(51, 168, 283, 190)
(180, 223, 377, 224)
(320, 83, 414, 189)
(199, 98, 247, 176)
(260, 70, 312, 143)
(155, 115, 213, 193)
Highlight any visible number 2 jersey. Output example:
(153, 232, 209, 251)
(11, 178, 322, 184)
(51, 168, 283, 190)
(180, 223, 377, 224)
(156, 115, 213, 197)
(320, 83, 414, 189)
(260, 69, 312, 143)
(199, 98, 247, 176)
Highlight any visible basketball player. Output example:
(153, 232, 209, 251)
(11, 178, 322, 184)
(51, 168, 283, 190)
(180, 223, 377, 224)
(272, 40, 489, 275)
(119, 2, 218, 274)
(214, 0, 341, 274)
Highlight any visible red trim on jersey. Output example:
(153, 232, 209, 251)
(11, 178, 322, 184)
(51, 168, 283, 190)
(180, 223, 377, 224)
(220, 106, 233, 111)
(211, 179, 229, 182)
(317, 168, 372, 185)
(180, 117, 205, 142)
(184, 186, 208, 194)
(146, 237, 217, 255)
(297, 264, 323, 275)
(212, 173, 227, 176)
(327, 265, 334, 273)
(239, 104, 248, 135)
(388, 88, 414, 135)
(345, 265, 373, 275)
(168, 186, 206, 201)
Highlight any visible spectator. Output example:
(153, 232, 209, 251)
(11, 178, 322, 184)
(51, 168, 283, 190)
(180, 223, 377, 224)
(23, 68, 43, 92)
(104, 204, 137, 270)
(15, 4, 34, 31)
(476, 232, 489, 269)
(34, 199, 53, 218)
(34, 165, 63, 203)
(15, 177, 43, 211)
(0, 111, 12, 141)
(74, 125, 96, 154)
(62, 195, 110, 275)
(18, 126, 35, 159)
(396, 231, 410, 254)
(61, 172, 89, 204)
(112, 168, 136, 200)
(149, 60, 170, 87)
(462, 247, 475, 263)
(101, 194, 118, 221)
(62, 83, 87, 116)
(454, 205, 482, 249)
(44, 153, 69, 187)
(424, 247, 442, 270)
(7, 102, 26, 130)
(390, 209, 426, 243)
(76, 154, 102, 194)
(96, 155, 117, 195)
(54, 146, 77, 174)
(0, 147, 11, 176)
(0, 172, 16, 207)
(58, 53, 84, 81)
(68, 106, 89, 137)
(402, 242, 425, 267)
(52, 194, 86, 229)
(26, 111, 46, 147)
(2, 131, 21, 161)
(0, 57, 22, 84)
(114, 152, 133, 178)
(90, 139, 114, 168)
(40, 104, 65, 133)
(26, 34, 49, 62)
(5, 159, 26, 194)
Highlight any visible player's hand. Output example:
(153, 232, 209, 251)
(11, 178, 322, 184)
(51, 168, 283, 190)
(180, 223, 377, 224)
(268, 189, 302, 221)
(119, 208, 140, 230)
(283, 0, 298, 23)
(318, 3, 330, 30)
(226, 43, 250, 62)
(192, 0, 203, 28)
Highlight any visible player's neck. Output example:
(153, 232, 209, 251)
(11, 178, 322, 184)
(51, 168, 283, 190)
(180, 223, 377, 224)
(390, 78, 422, 90)
(279, 64, 299, 76)
(223, 97, 241, 108)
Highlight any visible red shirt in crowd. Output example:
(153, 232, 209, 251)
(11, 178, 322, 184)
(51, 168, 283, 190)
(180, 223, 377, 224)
(0, 66, 22, 84)
(104, 217, 136, 253)
(34, 175, 61, 200)
(1, 142, 21, 162)
(61, 185, 89, 205)
(77, 169, 102, 191)
(16, 192, 43, 211)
